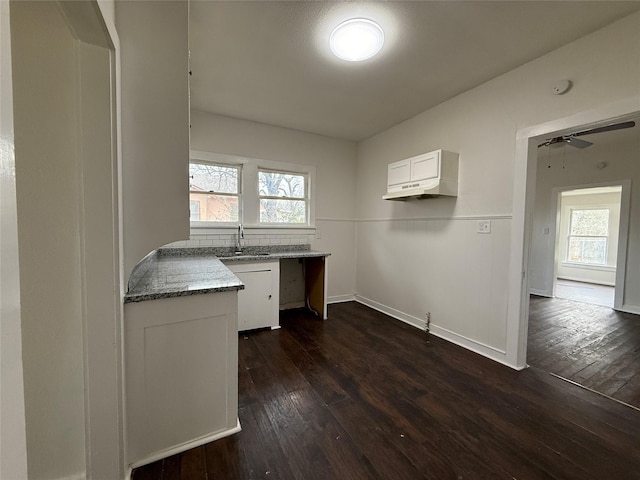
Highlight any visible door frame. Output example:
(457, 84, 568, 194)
(546, 181, 630, 309)
(506, 97, 640, 369)
(61, 2, 125, 477)
(0, 2, 29, 477)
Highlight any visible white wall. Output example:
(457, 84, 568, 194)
(117, 0, 190, 282)
(10, 2, 87, 477)
(0, 2, 28, 478)
(189, 110, 358, 302)
(355, 12, 640, 364)
(530, 132, 640, 303)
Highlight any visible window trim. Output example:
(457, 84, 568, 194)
(189, 150, 316, 232)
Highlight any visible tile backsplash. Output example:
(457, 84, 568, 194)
(164, 232, 315, 249)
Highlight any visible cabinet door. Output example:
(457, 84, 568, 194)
(236, 269, 273, 331)
(387, 159, 410, 187)
(125, 292, 238, 463)
(410, 151, 440, 181)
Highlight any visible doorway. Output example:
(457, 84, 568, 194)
(553, 185, 622, 308)
(521, 112, 640, 408)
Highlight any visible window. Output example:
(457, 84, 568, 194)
(189, 162, 240, 223)
(567, 208, 609, 265)
(189, 151, 315, 230)
(258, 170, 307, 224)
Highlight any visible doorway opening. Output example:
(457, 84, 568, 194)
(553, 185, 622, 308)
(520, 111, 640, 409)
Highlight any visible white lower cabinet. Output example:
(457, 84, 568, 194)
(125, 291, 240, 468)
(226, 260, 280, 331)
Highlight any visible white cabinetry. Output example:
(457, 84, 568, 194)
(410, 150, 440, 182)
(125, 291, 240, 467)
(387, 159, 411, 187)
(384, 149, 458, 200)
(386, 150, 440, 188)
(226, 260, 280, 331)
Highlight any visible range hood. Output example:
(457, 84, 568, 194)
(383, 149, 459, 201)
(382, 179, 455, 200)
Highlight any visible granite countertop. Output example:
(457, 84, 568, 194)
(124, 254, 244, 303)
(125, 245, 330, 304)
(219, 249, 330, 263)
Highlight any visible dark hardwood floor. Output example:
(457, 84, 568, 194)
(528, 295, 640, 408)
(133, 301, 640, 480)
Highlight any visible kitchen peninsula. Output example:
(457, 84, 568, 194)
(124, 244, 329, 469)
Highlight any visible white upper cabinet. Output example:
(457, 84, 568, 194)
(387, 159, 411, 186)
(384, 149, 459, 200)
(410, 150, 440, 182)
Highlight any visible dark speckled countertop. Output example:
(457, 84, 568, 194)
(124, 245, 330, 304)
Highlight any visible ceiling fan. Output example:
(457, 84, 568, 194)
(538, 120, 636, 149)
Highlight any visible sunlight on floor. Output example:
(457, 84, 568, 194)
(555, 279, 614, 308)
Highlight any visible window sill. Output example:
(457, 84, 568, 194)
(190, 224, 316, 236)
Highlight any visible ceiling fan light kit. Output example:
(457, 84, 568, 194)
(538, 120, 636, 149)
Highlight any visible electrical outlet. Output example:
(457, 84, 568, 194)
(477, 220, 491, 234)
(315, 228, 321, 239)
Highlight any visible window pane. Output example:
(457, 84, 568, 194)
(190, 193, 238, 222)
(259, 171, 305, 199)
(260, 199, 306, 223)
(189, 200, 200, 221)
(568, 237, 607, 264)
(189, 163, 238, 194)
(570, 209, 609, 236)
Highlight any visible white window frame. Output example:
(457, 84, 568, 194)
(189, 161, 242, 228)
(565, 207, 610, 266)
(189, 200, 201, 221)
(258, 168, 309, 225)
(189, 150, 316, 234)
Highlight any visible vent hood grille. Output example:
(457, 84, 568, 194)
(382, 186, 441, 201)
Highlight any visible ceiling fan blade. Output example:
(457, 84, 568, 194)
(538, 136, 562, 148)
(565, 137, 593, 149)
(572, 121, 636, 137)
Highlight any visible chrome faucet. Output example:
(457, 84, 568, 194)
(235, 223, 244, 253)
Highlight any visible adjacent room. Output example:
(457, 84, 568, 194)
(2, 2, 640, 480)
(528, 116, 640, 409)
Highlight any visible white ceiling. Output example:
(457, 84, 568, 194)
(189, 1, 640, 142)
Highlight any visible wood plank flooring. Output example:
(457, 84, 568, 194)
(133, 301, 640, 480)
(528, 295, 640, 408)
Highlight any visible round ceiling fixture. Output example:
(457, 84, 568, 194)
(329, 18, 384, 62)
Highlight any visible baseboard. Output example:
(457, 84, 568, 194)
(128, 419, 242, 474)
(328, 294, 355, 304)
(620, 304, 640, 315)
(354, 295, 521, 370)
(557, 276, 615, 287)
(529, 289, 552, 297)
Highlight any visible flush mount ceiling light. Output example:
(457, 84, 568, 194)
(329, 18, 384, 62)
